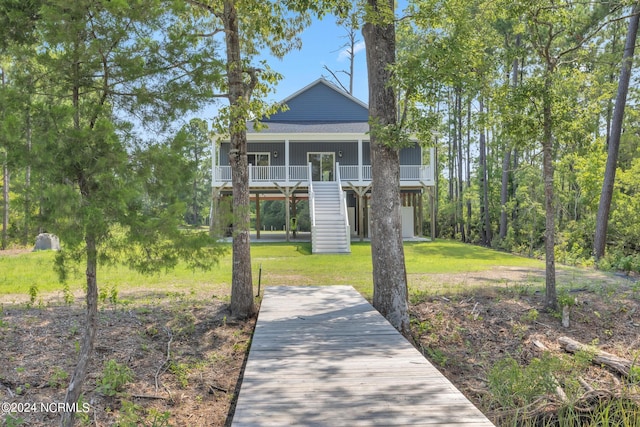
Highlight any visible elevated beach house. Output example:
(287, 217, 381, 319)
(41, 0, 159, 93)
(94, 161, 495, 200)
(212, 78, 435, 254)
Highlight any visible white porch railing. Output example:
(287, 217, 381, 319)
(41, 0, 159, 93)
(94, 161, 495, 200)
(335, 162, 351, 250)
(289, 165, 308, 181)
(213, 164, 434, 186)
(249, 165, 286, 181)
(339, 165, 359, 181)
(362, 166, 372, 181)
(308, 162, 316, 253)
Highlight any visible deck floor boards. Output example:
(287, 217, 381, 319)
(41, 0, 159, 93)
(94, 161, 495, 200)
(231, 286, 494, 426)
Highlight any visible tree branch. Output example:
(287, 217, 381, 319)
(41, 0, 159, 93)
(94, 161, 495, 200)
(184, 0, 222, 18)
(322, 65, 349, 93)
(193, 29, 225, 37)
(243, 67, 261, 101)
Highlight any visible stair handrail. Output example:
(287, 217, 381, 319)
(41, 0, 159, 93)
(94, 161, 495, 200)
(336, 162, 350, 249)
(308, 162, 315, 228)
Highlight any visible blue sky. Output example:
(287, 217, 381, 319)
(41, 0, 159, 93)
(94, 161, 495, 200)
(254, 0, 410, 106)
(262, 16, 369, 104)
(196, 16, 369, 128)
(197, 2, 409, 128)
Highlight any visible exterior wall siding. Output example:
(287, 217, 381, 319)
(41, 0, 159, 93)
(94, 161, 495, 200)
(267, 83, 369, 122)
(362, 141, 422, 166)
(289, 141, 359, 165)
(219, 142, 286, 166)
(400, 143, 422, 166)
(219, 140, 423, 166)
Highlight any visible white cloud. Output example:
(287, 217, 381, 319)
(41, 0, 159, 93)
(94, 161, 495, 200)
(337, 41, 366, 61)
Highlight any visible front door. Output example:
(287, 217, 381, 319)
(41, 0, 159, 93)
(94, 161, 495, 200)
(308, 152, 335, 181)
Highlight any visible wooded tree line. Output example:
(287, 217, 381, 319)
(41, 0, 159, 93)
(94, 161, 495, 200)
(1, 1, 349, 424)
(395, 0, 640, 277)
(1, 0, 639, 421)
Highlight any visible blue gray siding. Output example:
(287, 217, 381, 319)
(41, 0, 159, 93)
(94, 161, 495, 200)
(361, 142, 422, 166)
(265, 81, 369, 123)
(219, 140, 422, 166)
(219, 142, 286, 166)
(289, 142, 358, 165)
(400, 143, 422, 165)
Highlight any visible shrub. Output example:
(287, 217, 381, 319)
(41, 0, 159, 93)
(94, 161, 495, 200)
(96, 360, 133, 396)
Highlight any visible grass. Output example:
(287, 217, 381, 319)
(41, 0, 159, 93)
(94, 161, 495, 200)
(2, 239, 635, 426)
(0, 240, 546, 301)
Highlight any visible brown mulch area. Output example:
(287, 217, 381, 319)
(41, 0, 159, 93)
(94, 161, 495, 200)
(409, 272, 640, 424)
(2, 253, 639, 426)
(0, 292, 254, 426)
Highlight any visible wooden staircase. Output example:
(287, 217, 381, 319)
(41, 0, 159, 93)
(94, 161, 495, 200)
(311, 182, 350, 254)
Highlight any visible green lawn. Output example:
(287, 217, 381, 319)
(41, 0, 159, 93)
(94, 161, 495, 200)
(0, 240, 545, 301)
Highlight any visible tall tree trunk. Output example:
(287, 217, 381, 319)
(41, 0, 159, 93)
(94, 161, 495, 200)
(1, 69, 8, 251)
(456, 88, 465, 242)
(433, 102, 440, 238)
(465, 99, 472, 242)
(192, 148, 199, 226)
(499, 148, 511, 240)
(594, 3, 640, 261)
(24, 104, 32, 246)
(2, 153, 8, 251)
(479, 97, 491, 246)
(363, 0, 409, 334)
(500, 35, 520, 240)
(348, 29, 355, 95)
(60, 51, 96, 426)
(605, 19, 624, 146)
(448, 90, 455, 236)
(61, 232, 98, 427)
(224, 0, 255, 318)
(542, 68, 557, 311)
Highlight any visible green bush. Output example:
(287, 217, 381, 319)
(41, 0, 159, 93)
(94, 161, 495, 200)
(96, 360, 133, 396)
(488, 354, 562, 408)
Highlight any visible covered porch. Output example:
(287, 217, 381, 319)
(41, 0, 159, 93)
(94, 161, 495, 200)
(211, 143, 436, 189)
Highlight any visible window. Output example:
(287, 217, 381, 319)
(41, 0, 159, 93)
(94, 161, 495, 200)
(248, 153, 270, 166)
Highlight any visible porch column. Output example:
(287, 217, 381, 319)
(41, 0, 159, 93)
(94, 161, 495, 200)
(357, 138, 363, 183)
(418, 191, 424, 237)
(274, 182, 301, 243)
(285, 139, 290, 184)
(211, 137, 218, 186)
(364, 194, 369, 238)
(292, 194, 297, 238)
(429, 147, 436, 183)
(285, 192, 291, 242)
(348, 183, 371, 242)
(256, 193, 261, 240)
(358, 193, 365, 241)
(209, 187, 221, 237)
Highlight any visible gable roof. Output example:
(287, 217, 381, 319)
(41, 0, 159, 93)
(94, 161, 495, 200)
(262, 78, 369, 123)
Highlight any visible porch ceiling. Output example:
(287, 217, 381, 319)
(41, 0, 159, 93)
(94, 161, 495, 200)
(247, 121, 369, 135)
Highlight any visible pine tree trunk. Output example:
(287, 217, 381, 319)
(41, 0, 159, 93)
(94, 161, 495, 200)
(24, 104, 32, 246)
(479, 97, 491, 246)
(363, 0, 409, 334)
(456, 88, 465, 242)
(60, 234, 98, 427)
(224, 0, 255, 318)
(594, 3, 640, 261)
(500, 40, 520, 240)
(542, 69, 557, 311)
(1, 68, 8, 251)
(499, 148, 510, 240)
(448, 92, 455, 236)
(465, 100, 472, 242)
(2, 154, 8, 251)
